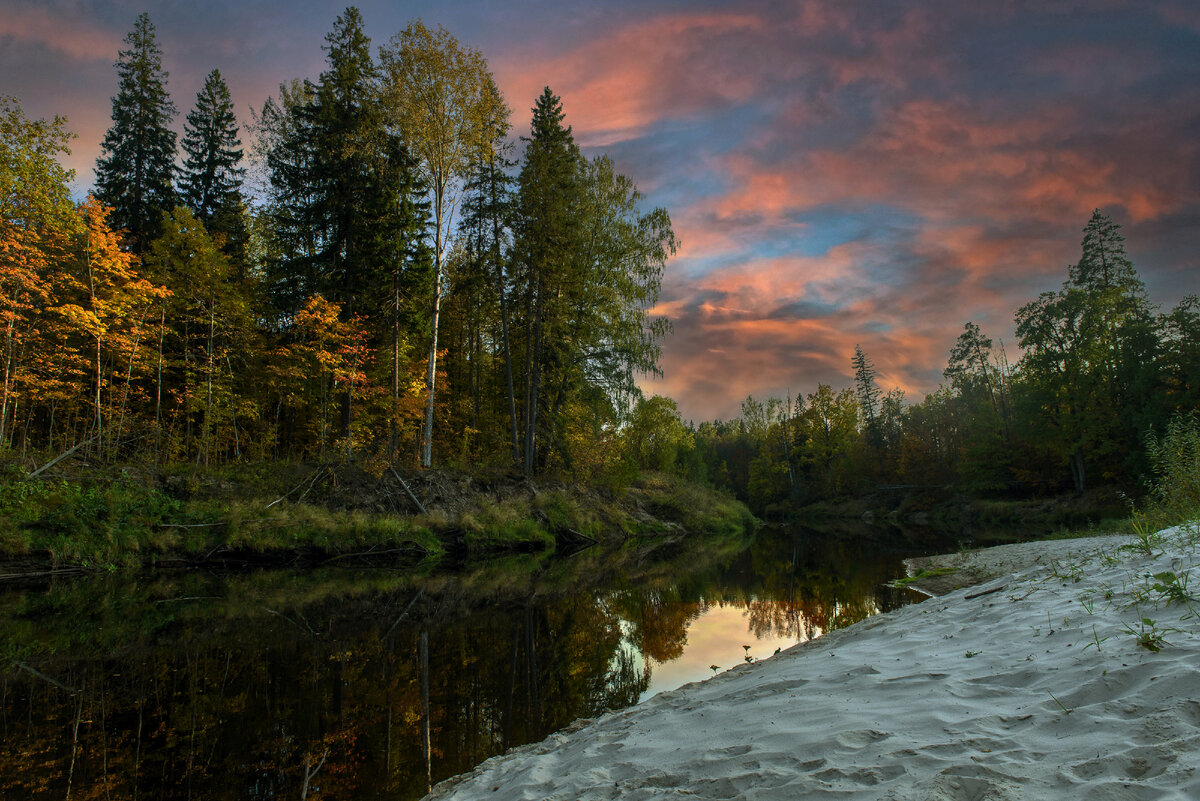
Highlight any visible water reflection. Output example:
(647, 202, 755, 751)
(0, 525, 923, 799)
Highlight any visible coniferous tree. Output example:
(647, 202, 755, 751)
(179, 70, 245, 226)
(511, 89, 674, 475)
(514, 87, 584, 473)
(258, 79, 322, 315)
(311, 5, 381, 310)
(94, 13, 177, 253)
(852, 345, 880, 429)
(1016, 210, 1157, 493)
(456, 91, 518, 463)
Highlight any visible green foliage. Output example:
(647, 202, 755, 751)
(94, 12, 177, 251)
(1141, 412, 1200, 525)
(624, 395, 692, 473)
(179, 68, 246, 263)
(0, 475, 181, 566)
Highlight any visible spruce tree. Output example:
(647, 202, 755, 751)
(179, 69, 244, 225)
(94, 12, 177, 253)
(312, 5, 379, 308)
(852, 344, 880, 426)
(1069, 209, 1144, 297)
(514, 87, 583, 473)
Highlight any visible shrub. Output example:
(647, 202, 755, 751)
(1142, 412, 1200, 525)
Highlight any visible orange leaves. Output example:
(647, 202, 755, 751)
(292, 294, 376, 392)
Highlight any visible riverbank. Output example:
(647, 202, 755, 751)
(0, 462, 756, 577)
(788, 487, 1130, 542)
(424, 523, 1200, 800)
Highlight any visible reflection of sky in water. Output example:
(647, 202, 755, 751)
(636, 602, 809, 701)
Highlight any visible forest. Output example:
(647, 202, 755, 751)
(2, 8, 673, 486)
(3, 7, 1199, 525)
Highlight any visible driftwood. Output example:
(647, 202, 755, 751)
(265, 465, 329, 509)
(321, 543, 429, 565)
(16, 662, 81, 695)
(0, 566, 90, 581)
(389, 467, 428, 515)
(27, 436, 98, 479)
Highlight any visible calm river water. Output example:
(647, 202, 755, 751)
(0, 523, 947, 799)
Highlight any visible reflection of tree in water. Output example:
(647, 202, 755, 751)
(615, 588, 708, 662)
(0, 574, 654, 800)
(0, 524, 920, 800)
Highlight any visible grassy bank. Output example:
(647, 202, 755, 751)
(0, 461, 756, 575)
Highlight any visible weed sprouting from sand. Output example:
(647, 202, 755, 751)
(1049, 559, 1085, 583)
(1047, 690, 1072, 715)
(1083, 624, 1108, 652)
(1079, 592, 1095, 615)
(1122, 617, 1173, 652)
(1145, 570, 1199, 620)
(1148, 570, 1192, 602)
(1124, 519, 1163, 557)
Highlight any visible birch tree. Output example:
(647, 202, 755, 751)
(380, 20, 507, 468)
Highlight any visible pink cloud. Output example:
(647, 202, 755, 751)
(0, 6, 120, 62)
(494, 11, 766, 145)
(703, 95, 1196, 233)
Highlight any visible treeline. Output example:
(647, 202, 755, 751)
(1, 8, 674, 479)
(632, 211, 1200, 510)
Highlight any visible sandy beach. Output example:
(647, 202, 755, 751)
(424, 525, 1200, 800)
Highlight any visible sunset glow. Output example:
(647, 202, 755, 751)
(4, 0, 1197, 420)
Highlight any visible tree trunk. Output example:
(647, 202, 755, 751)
(523, 290, 543, 476)
(1, 312, 16, 448)
(1069, 448, 1086, 495)
(491, 170, 520, 467)
(422, 185, 446, 469)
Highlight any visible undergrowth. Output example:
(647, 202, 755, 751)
(0, 462, 754, 571)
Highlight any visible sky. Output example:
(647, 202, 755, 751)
(3, 0, 1199, 421)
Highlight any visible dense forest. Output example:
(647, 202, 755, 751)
(2, 8, 673, 485)
(3, 8, 1198, 517)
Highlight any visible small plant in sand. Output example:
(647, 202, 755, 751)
(1047, 690, 1072, 715)
(1124, 517, 1163, 556)
(1083, 624, 1108, 652)
(1078, 591, 1095, 615)
(1122, 617, 1173, 652)
(886, 566, 956, 588)
(1048, 559, 1084, 583)
(1146, 570, 1198, 620)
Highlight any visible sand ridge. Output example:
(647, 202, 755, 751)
(424, 526, 1200, 800)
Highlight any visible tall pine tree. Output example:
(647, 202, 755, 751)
(94, 12, 177, 253)
(179, 69, 244, 226)
(514, 87, 583, 474)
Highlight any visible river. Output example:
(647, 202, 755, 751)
(0, 522, 951, 799)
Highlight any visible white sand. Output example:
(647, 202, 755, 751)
(425, 526, 1200, 800)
